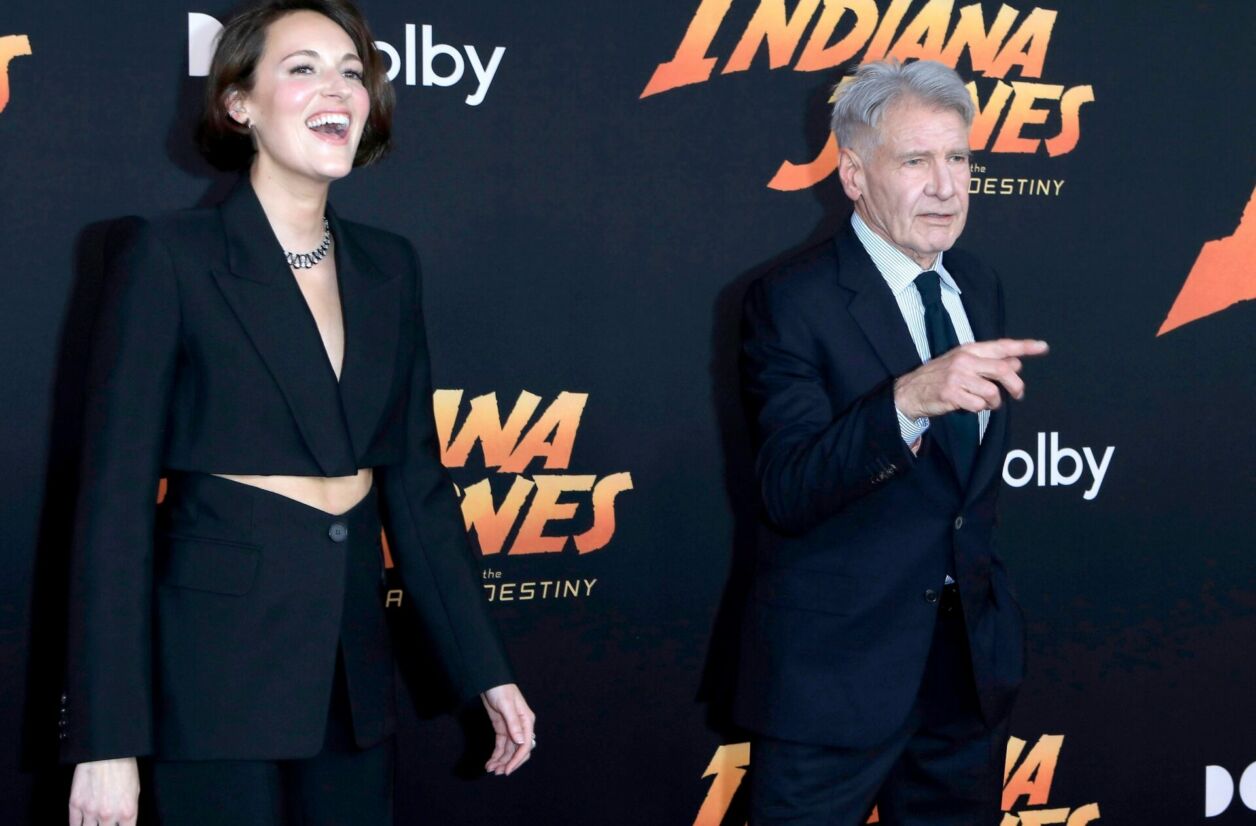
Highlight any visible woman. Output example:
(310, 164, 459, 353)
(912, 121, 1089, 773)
(63, 2, 534, 823)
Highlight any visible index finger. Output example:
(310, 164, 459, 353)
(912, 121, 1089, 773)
(967, 338, 1049, 359)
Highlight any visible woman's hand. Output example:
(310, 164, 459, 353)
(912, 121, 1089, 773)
(480, 683, 536, 776)
(69, 757, 140, 825)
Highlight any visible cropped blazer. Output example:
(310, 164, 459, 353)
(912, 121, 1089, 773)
(60, 178, 513, 763)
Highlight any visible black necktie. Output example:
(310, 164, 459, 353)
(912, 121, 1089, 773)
(914, 271, 978, 482)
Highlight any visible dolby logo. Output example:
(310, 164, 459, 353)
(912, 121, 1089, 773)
(1002, 433, 1115, 501)
(1206, 762, 1256, 817)
(187, 13, 506, 106)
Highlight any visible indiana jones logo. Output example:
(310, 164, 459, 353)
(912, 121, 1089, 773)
(0, 35, 33, 114)
(640, 1, 1095, 191)
(694, 735, 1101, 824)
(434, 389, 634, 556)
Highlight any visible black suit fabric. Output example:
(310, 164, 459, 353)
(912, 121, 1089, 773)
(733, 225, 1026, 753)
(62, 179, 513, 763)
(152, 473, 392, 759)
(151, 648, 394, 826)
(749, 590, 1005, 825)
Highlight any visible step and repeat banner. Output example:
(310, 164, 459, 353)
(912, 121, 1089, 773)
(2, 1, 1253, 823)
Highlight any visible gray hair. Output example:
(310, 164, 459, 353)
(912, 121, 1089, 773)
(830, 59, 973, 154)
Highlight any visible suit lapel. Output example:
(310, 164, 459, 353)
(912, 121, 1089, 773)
(835, 227, 922, 380)
(326, 204, 401, 463)
(835, 226, 965, 479)
(949, 259, 1006, 500)
(211, 179, 357, 476)
(952, 262, 996, 345)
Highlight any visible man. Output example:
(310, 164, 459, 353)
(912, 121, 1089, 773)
(735, 59, 1048, 824)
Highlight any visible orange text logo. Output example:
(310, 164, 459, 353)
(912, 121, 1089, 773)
(695, 734, 1101, 824)
(1158, 185, 1256, 335)
(434, 389, 634, 556)
(0, 34, 33, 114)
(641, 1, 1094, 190)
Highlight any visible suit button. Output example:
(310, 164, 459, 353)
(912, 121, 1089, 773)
(924, 589, 939, 604)
(328, 522, 349, 543)
(954, 516, 964, 530)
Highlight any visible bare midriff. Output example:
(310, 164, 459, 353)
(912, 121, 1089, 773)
(212, 469, 374, 516)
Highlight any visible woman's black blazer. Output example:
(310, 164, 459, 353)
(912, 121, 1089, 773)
(60, 178, 512, 763)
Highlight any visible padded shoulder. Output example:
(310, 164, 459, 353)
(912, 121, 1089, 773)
(749, 237, 842, 312)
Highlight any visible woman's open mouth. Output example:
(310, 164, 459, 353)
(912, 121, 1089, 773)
(305, 112, 351, 143)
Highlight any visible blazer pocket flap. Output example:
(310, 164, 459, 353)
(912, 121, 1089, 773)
(159, 538, 260, 596)
(754, 569, 856, 615)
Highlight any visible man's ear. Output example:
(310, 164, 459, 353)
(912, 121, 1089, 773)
(838, 146, 863, 203)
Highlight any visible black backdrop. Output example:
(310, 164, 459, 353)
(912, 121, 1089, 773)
(2, 1, 1254, 823)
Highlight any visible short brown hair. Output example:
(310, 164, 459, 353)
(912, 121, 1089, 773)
(197, 0, 394, 170)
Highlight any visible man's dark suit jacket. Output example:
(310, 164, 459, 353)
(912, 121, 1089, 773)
(61, 179, 512, 763)
(733, 224, 1026, 750)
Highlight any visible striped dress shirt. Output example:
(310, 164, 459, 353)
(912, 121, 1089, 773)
(849, 212, 991, 447)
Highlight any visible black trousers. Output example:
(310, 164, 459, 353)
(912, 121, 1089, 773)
(749, 585, 1007, 825)
(152, 648, 394, 825)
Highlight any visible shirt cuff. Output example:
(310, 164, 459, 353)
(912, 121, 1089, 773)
(896, 406, 930, 446)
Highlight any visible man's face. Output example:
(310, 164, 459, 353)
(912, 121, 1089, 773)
(840, 99, 971, 268)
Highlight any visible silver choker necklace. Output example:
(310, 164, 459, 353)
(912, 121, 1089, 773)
(285, 218, 331, 269)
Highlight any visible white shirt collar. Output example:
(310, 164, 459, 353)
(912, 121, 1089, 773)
(850, 212, 961, 297)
